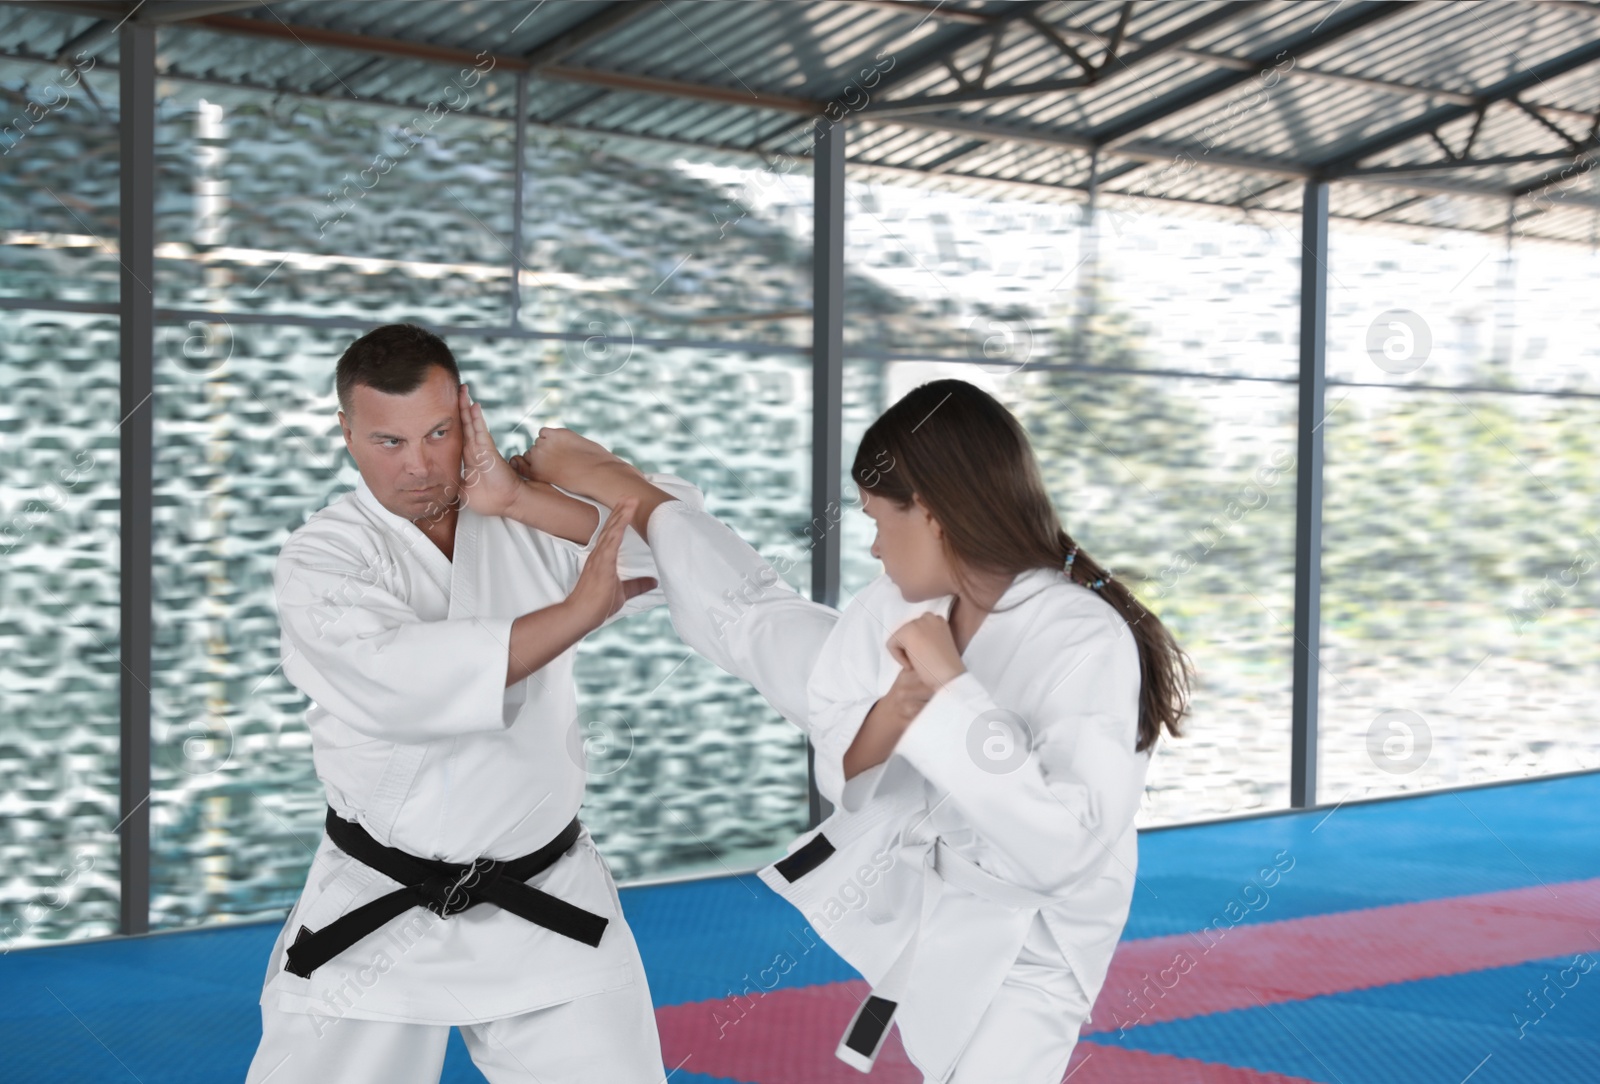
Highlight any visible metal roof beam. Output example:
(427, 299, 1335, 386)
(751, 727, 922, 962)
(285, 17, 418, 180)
(1511, 151, 1599, 200)
(895, 110, 1600, 208)
(5, 38, 1597, 233)
(857, 0, 1045, 97)
(1181, 48, 1597, 117)
(862, 12, 1597, 122)
(880, 111, 1311, 179)
(53, 17, 121, 60)
(182, 11, 824, 112)
(1092, 0, 1409, 148)
(189, 12, 544, 68)
(1346, 149, 1599, 176)
(530, 66, 818, 112)
(1510, 97, 1587, 151)
(849, 155, 1600, 237)
(1021, 9, 1096, 76)
(749, 2, 1047, 152)
(865, 1, 1266, 115)
(1314, 37, 1600, 177)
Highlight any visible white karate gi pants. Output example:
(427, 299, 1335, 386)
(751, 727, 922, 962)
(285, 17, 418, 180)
(244, 973, 664, 1084)
(938, 913, 1095, 1084)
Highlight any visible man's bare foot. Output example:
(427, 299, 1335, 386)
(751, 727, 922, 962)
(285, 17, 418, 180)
(510, 427, 644, 504)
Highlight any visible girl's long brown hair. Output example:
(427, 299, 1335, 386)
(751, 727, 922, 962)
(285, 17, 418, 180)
(852, 379, 1192, 753)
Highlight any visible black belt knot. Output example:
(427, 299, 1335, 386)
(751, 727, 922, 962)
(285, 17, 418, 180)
(283, 807, 609, 979)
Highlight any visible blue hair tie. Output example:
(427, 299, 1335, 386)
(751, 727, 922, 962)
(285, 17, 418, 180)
(1066, 545, 1114, 591)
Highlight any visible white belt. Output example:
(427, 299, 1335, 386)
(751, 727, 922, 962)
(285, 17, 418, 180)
(933, 838, 1060, 910)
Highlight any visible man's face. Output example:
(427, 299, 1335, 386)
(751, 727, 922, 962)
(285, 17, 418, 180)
(339, 364, 463, 523)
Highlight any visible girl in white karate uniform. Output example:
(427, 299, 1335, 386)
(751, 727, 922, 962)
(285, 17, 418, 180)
(514, 378, 1194, 1083)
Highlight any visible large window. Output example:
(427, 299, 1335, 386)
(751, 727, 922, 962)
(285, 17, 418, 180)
(0, 45, 123, 951)
(0, 311, 122, 949)
(1319, 219, 1600, 802)
(0, 53, 119, 305)
(153, 79, 520, 328)
(843, 174, 1302, 825)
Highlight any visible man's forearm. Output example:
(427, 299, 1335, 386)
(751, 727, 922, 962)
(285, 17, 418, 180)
(505, 600, 593, 686)
(504, 482, 601, 545)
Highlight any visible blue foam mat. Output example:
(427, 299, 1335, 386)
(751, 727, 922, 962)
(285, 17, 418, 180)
(0, 771, 1594, 1083)
(1095, 954, 1600, 1083)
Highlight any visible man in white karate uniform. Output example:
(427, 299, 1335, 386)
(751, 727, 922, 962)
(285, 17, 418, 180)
(245, 323, 704, 1084)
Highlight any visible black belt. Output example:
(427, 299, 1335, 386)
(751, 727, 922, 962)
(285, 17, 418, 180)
(283, 807, 609, 979)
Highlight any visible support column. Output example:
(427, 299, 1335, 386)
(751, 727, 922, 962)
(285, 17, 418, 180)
(1290, 179, 1328, 809)
(119, 19, 156, 935)
(808, 117, 845, 829)
(509, 71, 528, 328)
(1075, 147, 1100, 365)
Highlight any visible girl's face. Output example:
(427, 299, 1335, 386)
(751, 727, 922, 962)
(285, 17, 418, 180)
(860, 485, 954, 601)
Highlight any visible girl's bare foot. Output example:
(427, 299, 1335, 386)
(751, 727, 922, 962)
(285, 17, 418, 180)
(510, 427, 644, 503)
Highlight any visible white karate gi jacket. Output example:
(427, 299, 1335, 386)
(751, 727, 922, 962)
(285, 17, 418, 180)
(259, 472, 704, 1026)
(645, 498, 1149, 1080)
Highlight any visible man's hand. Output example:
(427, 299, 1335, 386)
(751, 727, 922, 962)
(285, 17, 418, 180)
(456, 383, 530, 519)
(564, 497, 658, 632)
(887, 613, 967, 691)
(509, 426, 644, 500)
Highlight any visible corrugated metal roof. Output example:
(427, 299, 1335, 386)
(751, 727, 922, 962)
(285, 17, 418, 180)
(2, 0, 1597, 241)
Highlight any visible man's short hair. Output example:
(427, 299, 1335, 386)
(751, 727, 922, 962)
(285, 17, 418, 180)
(336, 323, 460, 418)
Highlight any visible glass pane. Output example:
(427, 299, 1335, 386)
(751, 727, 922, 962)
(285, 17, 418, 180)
(150, 320, 354, 930)
(1321, 217, 1600, 802)
(839, 358, 891, 599)
(543, 342, 815, 879)
(519, 127, 813, 351)
(841, 360, 1299, 826)
(843, 175, 1079, 359)
(153, 65, 518, 327)
(1327, 219, 1600, 395)
(843, 170, 1301, 381)
(0, 310, 121, 948)
(1318, 385, 1600, 801)
(0, 53, 120, 304)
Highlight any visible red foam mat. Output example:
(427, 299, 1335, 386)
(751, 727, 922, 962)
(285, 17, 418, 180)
(656, 877, 1600, 1082)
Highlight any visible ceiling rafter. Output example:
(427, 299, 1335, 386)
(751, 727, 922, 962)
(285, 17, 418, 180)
(864, 1, 1266, 116)
(1022, 9, 1094, 76)
(1348, 149, 1599, 177)
(8, 0, 1598, 234)
(745, 1, 1048, 152)
(835, 2, 1597, 123)
(6, 39, 1600, 231)
(1090, 0, 1411, 149)
(835, 0, 1046, 103)
(1512, 152, 1598, 201)
(1511, 97, 1586, 151)
(1313, 37, 1600, 178)
(182, 11, 825, 112)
